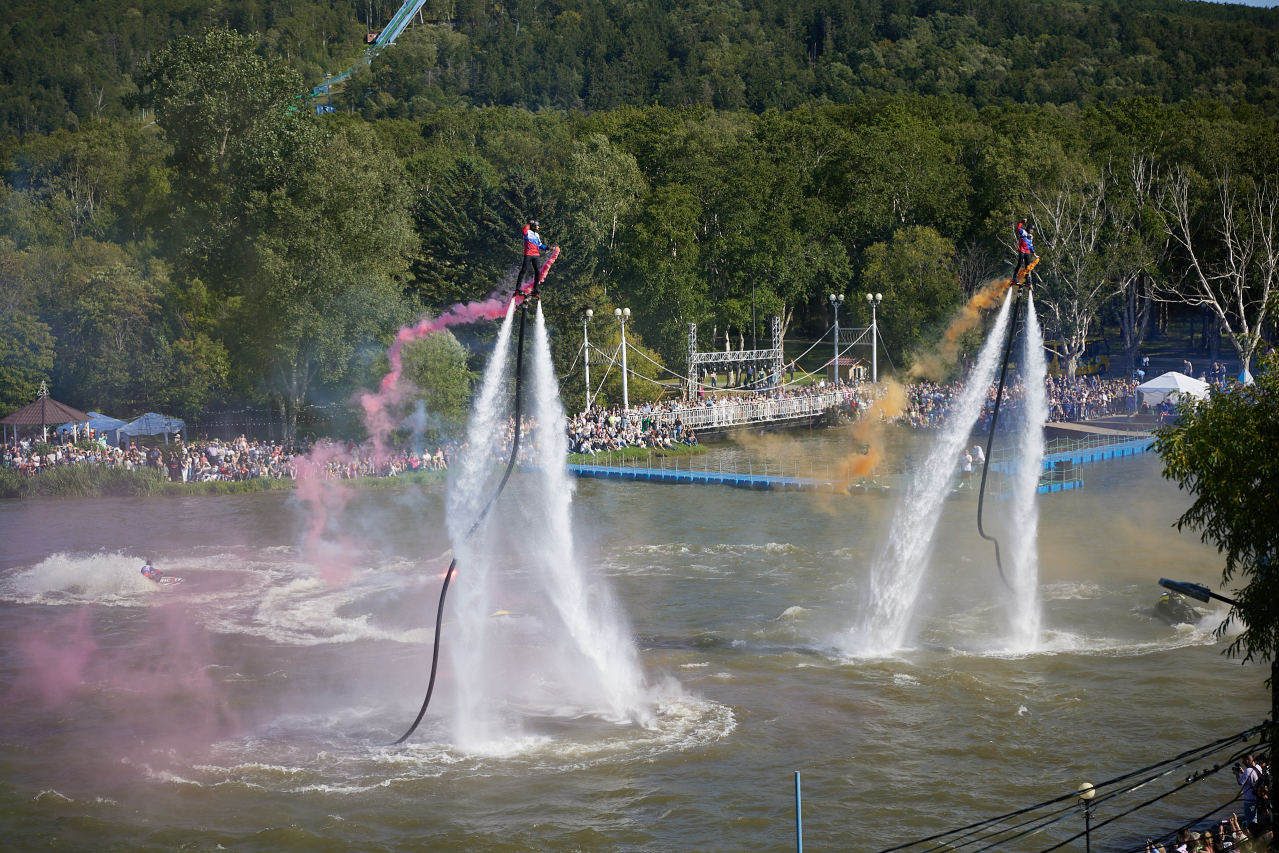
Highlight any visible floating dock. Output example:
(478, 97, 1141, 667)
(568, 431, 1155, 496)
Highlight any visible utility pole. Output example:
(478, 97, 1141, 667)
(583, 309, 593, 413)
(615, 307, 631, 410)
(828, 294, 844, 385)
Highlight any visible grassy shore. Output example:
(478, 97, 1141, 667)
(0, 445, 704, 500)
(0, 465, 449, 499)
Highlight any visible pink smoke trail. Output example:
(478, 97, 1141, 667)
(293, 248, 560, 583)
(293, 439, 361, 585)
(8, 602, 238, 755)
(359, 247, 559, 456)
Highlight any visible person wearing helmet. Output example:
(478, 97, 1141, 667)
(518, 219, 549, 298)
(1014, 220, 1035, 281)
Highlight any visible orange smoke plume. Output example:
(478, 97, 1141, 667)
(906, 258, 1036, 382)
(837, 380, 907, 484)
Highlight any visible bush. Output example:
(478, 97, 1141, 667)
(22, 464, 168, 498)
(0, 467, 23, 499)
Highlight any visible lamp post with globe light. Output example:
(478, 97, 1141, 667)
(1079, 782, 1096, 853)
(828, 293, 844, 385)
(866, 292, 882, 382)
(614, 307, 631, 410)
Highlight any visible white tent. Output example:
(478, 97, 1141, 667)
(118, 412, 186, 444)
(1136, 371, 1210, 407)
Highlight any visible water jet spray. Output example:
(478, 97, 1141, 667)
(975, 257, 1039, 591)
(392, 253, 553, 745)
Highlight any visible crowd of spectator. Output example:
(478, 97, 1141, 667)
(566, 403, 699, 455)
(899, 374, 1144, 431)
(0, 358, 1259, 479)
(1145, 754, 1272, 853)
(0, 433, 455, 483)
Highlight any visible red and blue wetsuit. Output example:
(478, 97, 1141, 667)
(523, 224, 547, 257)
(1015, 222, 1035, 277)
(518, 222, 549, 295)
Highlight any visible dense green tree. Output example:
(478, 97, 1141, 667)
(0, 311, 54, 415)
(621, 183, 709, 362)
(410, 156, 508, 309)
(232, 123, 415, 436)
(860, 225, 963, 369)
(1155, 353, 1279, 752)
(399, 329, 475, 440)
(133, 27, 323, 282)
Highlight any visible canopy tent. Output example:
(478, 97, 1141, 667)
(1136, 371, 1210, 408)
(118, 412, 186, 444)
(0, 391, 89, 442)
(56, 411, 129, 445)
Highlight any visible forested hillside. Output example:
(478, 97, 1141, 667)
(2, 4, 1278, 438)
(345, 0, 1279, 118)
(4, 0, 1279, 136)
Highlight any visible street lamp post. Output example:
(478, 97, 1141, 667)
(1156, 578, 1275, 768)
(583, 309, 593, 413)
(615, 307, 631, 410)
(828, 293, 844, 386)
(1078, 782, 1096, 853)
(866, 292, 882, 383)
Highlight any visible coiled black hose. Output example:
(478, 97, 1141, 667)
(393, 298, 531, 744)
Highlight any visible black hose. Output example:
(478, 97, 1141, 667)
(975, 281, 1025, 591)
(393, 298, 530, 744)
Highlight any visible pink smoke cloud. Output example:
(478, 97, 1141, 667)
(294, 248, 560, 583)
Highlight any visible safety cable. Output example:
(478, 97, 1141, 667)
(975, 282, 1025, 590)
(1032, 767, 1239, 853)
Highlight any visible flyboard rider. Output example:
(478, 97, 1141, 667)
(518, 219, 549, 298)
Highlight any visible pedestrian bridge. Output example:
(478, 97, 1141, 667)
(645, 389, 849, 435)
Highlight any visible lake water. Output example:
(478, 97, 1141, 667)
(0, 428, 1267, 851)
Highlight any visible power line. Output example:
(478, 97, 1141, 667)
(874, 724, 1265, 853)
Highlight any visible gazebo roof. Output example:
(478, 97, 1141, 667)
(0, 395, 90, 426)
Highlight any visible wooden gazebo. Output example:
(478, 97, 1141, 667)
(0, 383, 89, 442)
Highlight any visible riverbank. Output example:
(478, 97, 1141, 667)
(0, 464, 449, 500)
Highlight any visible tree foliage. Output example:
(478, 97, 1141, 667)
(1155, 353, 1279, 676)
(399, 329, 475, 440)
(2, 5, 1278, 432)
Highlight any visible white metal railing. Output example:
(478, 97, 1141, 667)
(646, 390, 847, 431)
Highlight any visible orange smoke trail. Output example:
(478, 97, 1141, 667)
(837, 380, 907, 484)
(907, 256, 1037, 382)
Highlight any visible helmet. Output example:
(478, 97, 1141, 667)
(529, 219, 539, 228)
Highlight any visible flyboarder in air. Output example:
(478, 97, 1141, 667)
(1014, 220, 1036, 283)
(518, 219, 549, 299)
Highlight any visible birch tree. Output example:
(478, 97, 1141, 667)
(1158, 168, 1278, 374)
(1106, 153, 1168, 377)
(1033, 173, 1114, 380)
